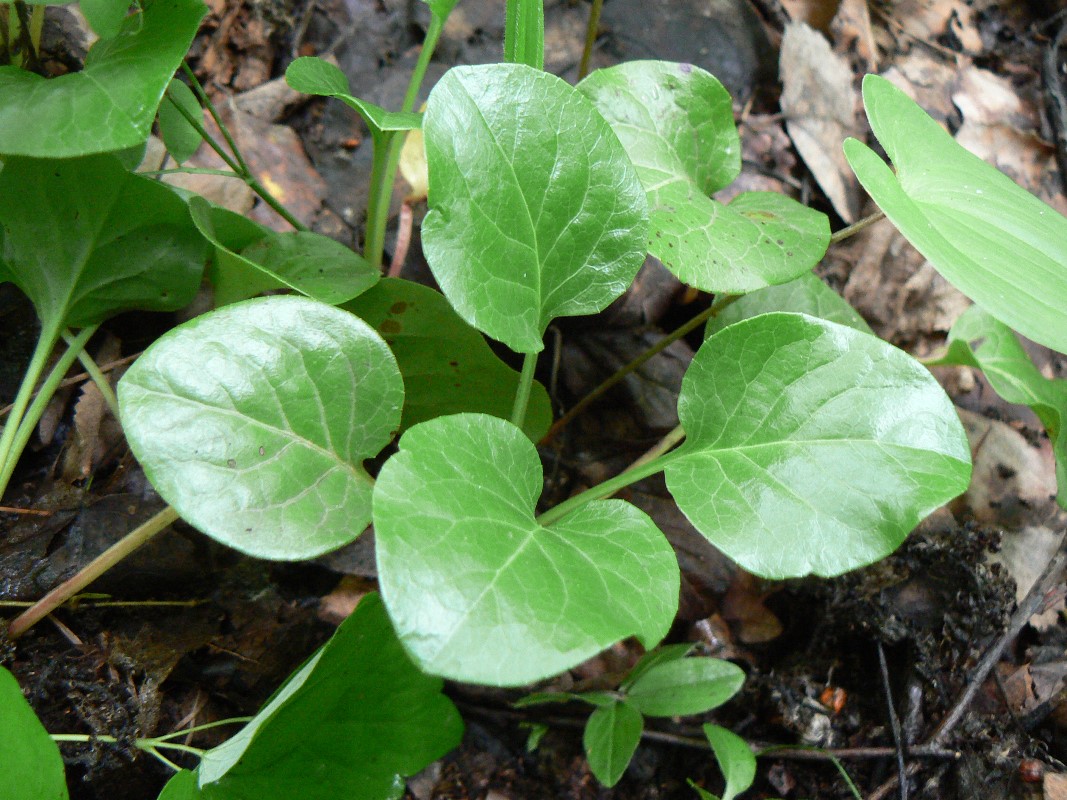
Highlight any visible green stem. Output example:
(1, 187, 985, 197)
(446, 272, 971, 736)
(140, 167, 242, 178)
(537, 449, 680, 526)
(7, 505, 181, 639)
(511, 351, 539, 428)
(829, 210, 885, 244)
(152, 717, 254, 742)
(504, 0, 544, 69)
(0, 325, 96, 500)
(363, 13, 446, 269)
(577, 0, 604, 80)
(63, 330, 120, 419)
(181, 61, 251, 176)
(539, 294, 739, 445)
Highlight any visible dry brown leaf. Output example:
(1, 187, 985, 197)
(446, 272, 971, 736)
(1046, 771, 1067, 800)
(721, 571, 783, 644)
(879, 0, 981, 53)
(780, 23, 861, 222)
(831, 0, 877, 70)
(780, 0, 840, 31)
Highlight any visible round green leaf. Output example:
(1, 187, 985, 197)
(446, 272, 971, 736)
(702, 724, 756, 800)
(0, 0, 207, 157)
(119, 296, 403, 560)
(705, 272, 873, 338)
(625, 657, 744, 717)
(579, 61, 829, 293)
(342, 278, 552, 440)
(198, 594, 462, 800)
(374, 413, 679, 686)
(845, 74, 1067, 355)
(0, 667, 67, 800)
(666, 313, 972, 578)
(0, 155, 206, 329)
(158, 79, 204, 165)
(583, 701, 643, 788)
(421, 63, 649, 353)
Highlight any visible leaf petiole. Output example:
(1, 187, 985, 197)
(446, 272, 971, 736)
(510, 351, 538, 428)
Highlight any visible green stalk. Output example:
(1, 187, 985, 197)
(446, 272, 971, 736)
(577, 0, 604, 80)
(510, 351, 539, 428)
(63, 329, 120, 418)
(504, 0, 544, 69)
(0, 320, 63, 484)
(363, 13, 447, 269)
(7, 505, 180, 639)
(829, 210, 885, 244)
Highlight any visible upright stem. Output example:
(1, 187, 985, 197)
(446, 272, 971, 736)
(63, 329, 120, 418)
(8, 505, 181, 639)
(511, 351, 539, 428)
(577, 0, 604, 80)
(504, 0, 545, 69)
(0, 319, 62, 486)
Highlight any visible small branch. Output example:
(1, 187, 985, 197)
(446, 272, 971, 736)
(577, 0, 604, 80)
(877, 641, 908, 800)
(830, 210, 885, 244)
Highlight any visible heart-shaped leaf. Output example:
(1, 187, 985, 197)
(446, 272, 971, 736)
(190, 198, 378, 306)
(192, 594, 462, 800)
(583, 701, 643, 788)
(0, 155, 206, 330)
(702, 724, 756, 800)
(119, 296, 403, 560)
(625, 657, 744, 717)
(665, 312, 971, 578)
(929, 304, 1067, 508)
(374, 413, 679, 686)
(285, 58, 422, 137)
(706, 272, 873, 338)
(342, 278, 552, 440)
(579, 61, 829, 293)
(0, 667, 68, 800)
(845, 74, 1067, 355)
(0, 0, 207, 157)
(421, 64, 649, 353)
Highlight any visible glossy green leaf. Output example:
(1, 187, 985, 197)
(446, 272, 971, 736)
(706, 272, 873, 338)
(119, 296, 403, 560)
(0, 667, 67, 800)
(190, 198, 377, 306)
(625, 658, 744, 717)
(579, 61, 829, 293)
(583, 700, 643, 788)
(620, 643, 695, 690)
(158, 79, 204, 164)
(665, 313, 972, 578)
(285, 58, 422, 136)
(80, 0, 131, 39)
(157, 771, 198, 800)
(374, 413, 679, 686)
(845, 74, 1067, 355)
(702, 724, 756, 800)
(929, 304, 1067, 508)
(0, 155, 205, 329)
(0, 0, 207, 157)
(196, 594, 462, 800)
(421, 64, 649, 353)
(342, 278, 552, 440)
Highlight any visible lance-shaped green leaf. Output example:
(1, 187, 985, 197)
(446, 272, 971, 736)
(119, 296, 403, 560)
(583, 701, 643, 788)
(929, 304, 1067, 509)
(0, 667, 68, 800)
(374, 413, 679, 686)
(190, 198, 378, 307)
(421, 64, 650, 353)
(665, 313, 971, 578)
(706, 272, 873, 338)
(845, 74, 1067, 355)
(158, 79, 204, 164)
(0, 155, 205, 329)
(701, 724, 756, 800)
(183, 594, 462, 800)
(625, 657, 744, 717)
(285, 58, 422, 135)
(342, 278, 552, 440)
(0, 0, 207, 157)
(579, 61, 829, 293)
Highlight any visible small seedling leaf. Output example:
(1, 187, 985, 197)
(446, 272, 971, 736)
(625, 658, 744, 717)
(343, 278, 552, 439)
(0, 667, 68, 800)
(374, 413, 679, 685)
(0, 155, 205, 330)
(580, 61, 829, 293)
(620, 643, 696, 690)
(285, 58, 422, 136)
(929, 304, 1067, 508)
(422, 0, 459, 19)
(583, 700, 643, 788)
(421, 64, 649, 353)
(667, 313, 972, 577)
(119, 296, 403, 560)
(190, 197, 378, 306)
(706, 272, 873, 338)
(703, 724, 756, 800)
(0, 0, 207, 157)
(196, 594, 462, 800)
(845, 74, 1067, 355)
(158, 79, 204, 164)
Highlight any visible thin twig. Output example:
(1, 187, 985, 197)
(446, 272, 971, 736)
(878, 641, 908, 800)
